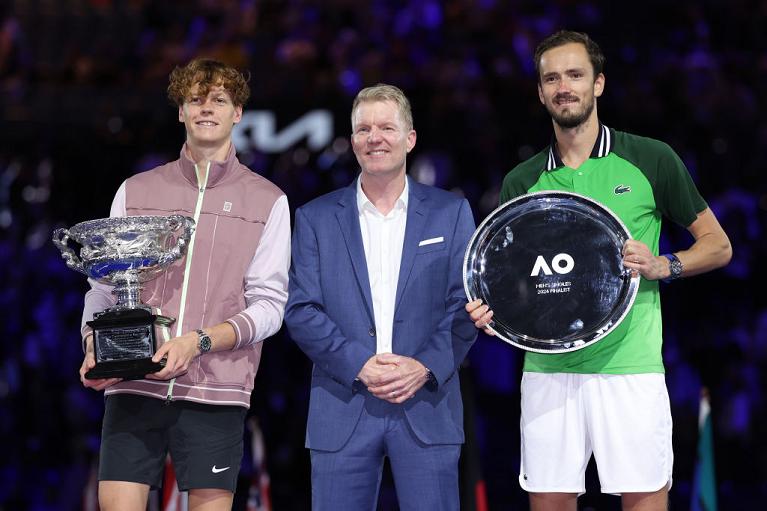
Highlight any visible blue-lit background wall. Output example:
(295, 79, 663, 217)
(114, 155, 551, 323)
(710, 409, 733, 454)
(1, 1, 765, 509)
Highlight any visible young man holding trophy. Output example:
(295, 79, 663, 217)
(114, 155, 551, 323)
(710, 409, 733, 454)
(467, 31, 731, 510)
(76, 59, 290, 510)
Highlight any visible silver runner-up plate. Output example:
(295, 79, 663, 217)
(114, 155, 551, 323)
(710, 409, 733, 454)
(463, 191, 639, 353)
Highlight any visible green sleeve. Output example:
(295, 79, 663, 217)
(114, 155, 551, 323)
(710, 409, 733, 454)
(652, 142, 708, 227)
(614, 132, 707, 228)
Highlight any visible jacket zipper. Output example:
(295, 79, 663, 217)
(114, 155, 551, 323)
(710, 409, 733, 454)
(166, 161, 210, 403)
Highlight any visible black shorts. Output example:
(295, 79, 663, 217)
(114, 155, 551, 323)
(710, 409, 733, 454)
(99, 394, 247, 492)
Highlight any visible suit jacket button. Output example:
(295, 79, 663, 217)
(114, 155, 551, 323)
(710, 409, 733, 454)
(368, 328, 376, 337)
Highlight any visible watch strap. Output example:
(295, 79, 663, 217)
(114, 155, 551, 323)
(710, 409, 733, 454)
(661, 253, 682, 283)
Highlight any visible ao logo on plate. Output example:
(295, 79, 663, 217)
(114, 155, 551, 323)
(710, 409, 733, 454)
(530, 253, 575, 276)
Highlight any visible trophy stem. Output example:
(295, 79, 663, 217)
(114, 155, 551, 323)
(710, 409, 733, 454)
(112, 281, 144, 309)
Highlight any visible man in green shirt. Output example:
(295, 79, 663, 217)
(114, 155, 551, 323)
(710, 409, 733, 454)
(467, 31, 731, 511)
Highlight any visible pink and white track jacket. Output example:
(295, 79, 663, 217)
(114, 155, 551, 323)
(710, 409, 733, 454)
(81, 143, 290, 408)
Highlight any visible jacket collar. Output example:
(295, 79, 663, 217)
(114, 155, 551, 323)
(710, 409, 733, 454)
(178, 142, 238, 188)
(335, 174, 428, 322)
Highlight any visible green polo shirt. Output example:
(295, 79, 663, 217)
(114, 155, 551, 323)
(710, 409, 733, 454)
(500, 125, 707, 374)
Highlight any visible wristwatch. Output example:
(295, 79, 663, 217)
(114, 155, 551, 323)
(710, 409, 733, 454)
(195, 329, 212, 354)
(661, 253, 683, 283)
(424, 368, 437, 391)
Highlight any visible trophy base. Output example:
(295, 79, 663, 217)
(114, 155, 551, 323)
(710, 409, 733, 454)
(86, 308, 175, 380)
(85, 357, 166, 380)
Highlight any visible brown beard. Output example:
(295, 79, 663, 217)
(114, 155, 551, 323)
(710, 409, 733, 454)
(548, 94, 595, 129)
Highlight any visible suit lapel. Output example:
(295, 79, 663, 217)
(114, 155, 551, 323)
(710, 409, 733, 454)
(394, 178, 428, 314)
(335, 184, 375, 323)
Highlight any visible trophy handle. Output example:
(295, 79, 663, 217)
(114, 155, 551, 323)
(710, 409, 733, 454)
(52, 227, 87, 275)
(158, 216, 196, 267)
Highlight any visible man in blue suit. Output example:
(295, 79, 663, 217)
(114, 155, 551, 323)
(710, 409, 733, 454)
(284, 83, 478, 510)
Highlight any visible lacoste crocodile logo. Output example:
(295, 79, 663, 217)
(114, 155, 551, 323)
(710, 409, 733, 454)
(614, 185, 632, 195)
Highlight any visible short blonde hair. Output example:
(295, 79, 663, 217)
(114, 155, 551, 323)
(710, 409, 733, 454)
(351, 83, 413, 130)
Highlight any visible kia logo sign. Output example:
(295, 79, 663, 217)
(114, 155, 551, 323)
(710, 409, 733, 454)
(232, 110, 334, 153)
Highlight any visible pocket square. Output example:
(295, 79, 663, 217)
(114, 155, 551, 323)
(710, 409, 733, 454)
(418, 236, 444, 246)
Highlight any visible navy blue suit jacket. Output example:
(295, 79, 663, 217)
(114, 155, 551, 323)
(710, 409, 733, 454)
(285, 177, 478, 451)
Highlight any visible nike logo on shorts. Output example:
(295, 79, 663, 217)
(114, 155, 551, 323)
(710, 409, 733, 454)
(211, 465, 231, 474)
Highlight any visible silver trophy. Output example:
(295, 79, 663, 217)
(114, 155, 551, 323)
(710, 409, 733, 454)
(53, 215, 195, 379)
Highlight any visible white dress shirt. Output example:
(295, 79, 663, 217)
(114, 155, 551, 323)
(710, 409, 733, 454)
(356, 177, 408, 354)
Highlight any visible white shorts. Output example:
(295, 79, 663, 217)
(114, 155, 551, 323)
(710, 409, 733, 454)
(519, 372, 673, 495)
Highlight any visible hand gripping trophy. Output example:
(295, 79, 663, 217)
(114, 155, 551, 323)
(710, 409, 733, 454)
(53, 215, 195, 379)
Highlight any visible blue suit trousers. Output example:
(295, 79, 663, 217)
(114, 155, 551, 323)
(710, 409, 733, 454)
(310, 393, 461, 511)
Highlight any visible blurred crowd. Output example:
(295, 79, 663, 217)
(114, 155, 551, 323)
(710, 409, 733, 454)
(1, 0, 766, 509)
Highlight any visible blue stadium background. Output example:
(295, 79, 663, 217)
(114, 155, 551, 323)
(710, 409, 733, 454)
(1, 1, 765, 509)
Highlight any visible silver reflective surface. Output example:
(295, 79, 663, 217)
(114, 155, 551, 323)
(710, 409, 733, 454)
(52, 215, 195, 308)
(464, 191, 639, 353)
